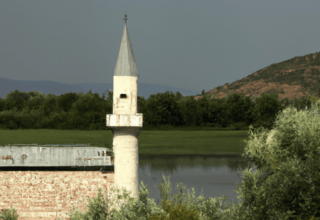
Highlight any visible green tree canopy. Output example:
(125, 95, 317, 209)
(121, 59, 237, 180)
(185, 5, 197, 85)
(5, 90, 30, 111)
(234, 99, 320, 219)
(57, 92, 80, 113)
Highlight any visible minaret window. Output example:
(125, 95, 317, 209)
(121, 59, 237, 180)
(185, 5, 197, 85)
(120, 94, 127, 99)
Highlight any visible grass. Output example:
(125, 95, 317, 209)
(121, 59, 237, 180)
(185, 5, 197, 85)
(0, 125, 252, 156)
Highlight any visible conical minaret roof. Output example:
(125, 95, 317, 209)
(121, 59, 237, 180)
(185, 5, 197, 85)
(114, 15, 138, 77)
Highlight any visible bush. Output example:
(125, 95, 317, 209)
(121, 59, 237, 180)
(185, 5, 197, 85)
(52, 175, 231, 220)
(147, 199, 200, 220)
(0, 207, 19, 220)
(14, 110, 37, 129)
(235, 98, 320, 219)
(0, 110, 16, 129)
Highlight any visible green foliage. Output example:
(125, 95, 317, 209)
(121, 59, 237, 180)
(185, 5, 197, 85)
(223, 93, 255, 126)
(13, 109, 37, 129)
(206, 98, 225, 127)
(0, 98, 6, 112)
(174, 91, 184, 103)
(0, 207, 19, 220)
(250, 93, 281, 131)
(49, 111, 69, 129)
(143, 94, 162, 126)
(58, 174, 233, 220)
(138, 96, 147, 115)
(105, 90, 113, 111)
(0, 86, 317, 131)
(65, 90, 109, 130)
(147, 199, 200, 220)
(57, 92, 80, 112)
(25, 92, 46, 111)
(236, 98, 320, 219)
(39, 94, 59, 117)
(71, 91, 104, 115)
(143, 92, 184, 127)
(179, 96, 199, 126)
(5, 90, 30, 111)
(66, 188, 109, 220)
(194, 96, 210, 127)
(310, 95, 320, 105)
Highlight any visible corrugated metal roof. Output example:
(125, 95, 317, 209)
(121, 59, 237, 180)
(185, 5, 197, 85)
(0, 144, 114, 167)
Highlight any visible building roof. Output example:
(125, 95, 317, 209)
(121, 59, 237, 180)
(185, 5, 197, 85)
(0, 144, 114, 167)
(114, 19, 138, 77)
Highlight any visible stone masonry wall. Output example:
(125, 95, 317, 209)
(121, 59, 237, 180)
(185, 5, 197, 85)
(0, 171, 115, 220)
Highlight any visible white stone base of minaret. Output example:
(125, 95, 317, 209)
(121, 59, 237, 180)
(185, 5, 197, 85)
(107, 127, 141, 214)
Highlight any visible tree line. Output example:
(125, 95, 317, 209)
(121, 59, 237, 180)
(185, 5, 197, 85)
(0, 89, 319, 131)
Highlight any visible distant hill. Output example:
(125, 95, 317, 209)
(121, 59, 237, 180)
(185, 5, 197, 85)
(0, 77, 200, 100)
(194, 51, 320, 102)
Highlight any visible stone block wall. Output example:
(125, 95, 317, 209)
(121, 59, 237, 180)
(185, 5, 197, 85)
(0, 171, 115, 220)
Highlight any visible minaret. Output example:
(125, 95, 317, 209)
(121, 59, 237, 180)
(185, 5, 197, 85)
(106, 14, 143, 211)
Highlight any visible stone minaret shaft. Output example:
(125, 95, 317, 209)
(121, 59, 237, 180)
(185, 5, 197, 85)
(106, 14, 143, 211)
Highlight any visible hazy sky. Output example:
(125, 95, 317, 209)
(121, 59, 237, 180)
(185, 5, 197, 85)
(1, 0, 319, 94)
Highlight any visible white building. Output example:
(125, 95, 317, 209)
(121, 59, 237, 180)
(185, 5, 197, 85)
(106, 14, 143, 212)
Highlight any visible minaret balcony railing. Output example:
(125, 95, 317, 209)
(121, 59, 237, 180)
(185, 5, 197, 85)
(106, 113, 143, 127)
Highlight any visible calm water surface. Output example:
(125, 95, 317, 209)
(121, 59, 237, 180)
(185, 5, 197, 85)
(138, 154, 260, 211)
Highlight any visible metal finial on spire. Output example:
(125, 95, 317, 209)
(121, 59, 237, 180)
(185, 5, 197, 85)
(123, 14, 128, 23)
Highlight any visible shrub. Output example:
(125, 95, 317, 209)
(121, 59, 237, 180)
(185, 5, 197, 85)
(235, 98, 320, 219)
(0, 207, 19, 220)
(147, 199, 200, 220)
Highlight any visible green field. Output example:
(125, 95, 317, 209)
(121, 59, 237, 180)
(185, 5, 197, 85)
(0, 127, 252, 156)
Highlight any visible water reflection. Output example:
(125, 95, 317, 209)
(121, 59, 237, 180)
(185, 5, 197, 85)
(138, 154, 259, 210)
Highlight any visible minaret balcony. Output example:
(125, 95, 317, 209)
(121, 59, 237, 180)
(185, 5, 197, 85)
(106, 113, 143, 127)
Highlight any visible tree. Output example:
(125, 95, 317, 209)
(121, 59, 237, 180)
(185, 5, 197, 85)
(179, 96, 199, 126)
(251, 93, 280, 131)
(206, 98, 225, 127)
(144, 92, 183, 127)
(57, 92, 80, 113)
(5, 90, 30, 111)
(137, 96, 147, 115)
(27, 91, 46, 99)
(104, 90, 113, 114)
(68, 91, 106, 129)
(223, 93, 255, 126)
(0, 98, 6, 112)
(201, 89, 206, 97)
(40, 94, 59, 117)
(278, 97, 291, 112)
(174, 91, 184, 103)
(231, 98, 320, 219)
(195, 94, 210, 126)
(25, 91, 46, 111)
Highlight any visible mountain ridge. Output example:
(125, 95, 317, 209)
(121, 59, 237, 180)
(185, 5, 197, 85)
(195, 51, 320, 101)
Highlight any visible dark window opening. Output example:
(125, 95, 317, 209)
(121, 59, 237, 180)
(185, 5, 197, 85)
(120, 94, 127, 99)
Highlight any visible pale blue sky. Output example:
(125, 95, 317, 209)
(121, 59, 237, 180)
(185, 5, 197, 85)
(0, 0, 319, 94)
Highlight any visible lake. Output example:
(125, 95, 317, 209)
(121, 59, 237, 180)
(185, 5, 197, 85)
(137, 153, 259, 211)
